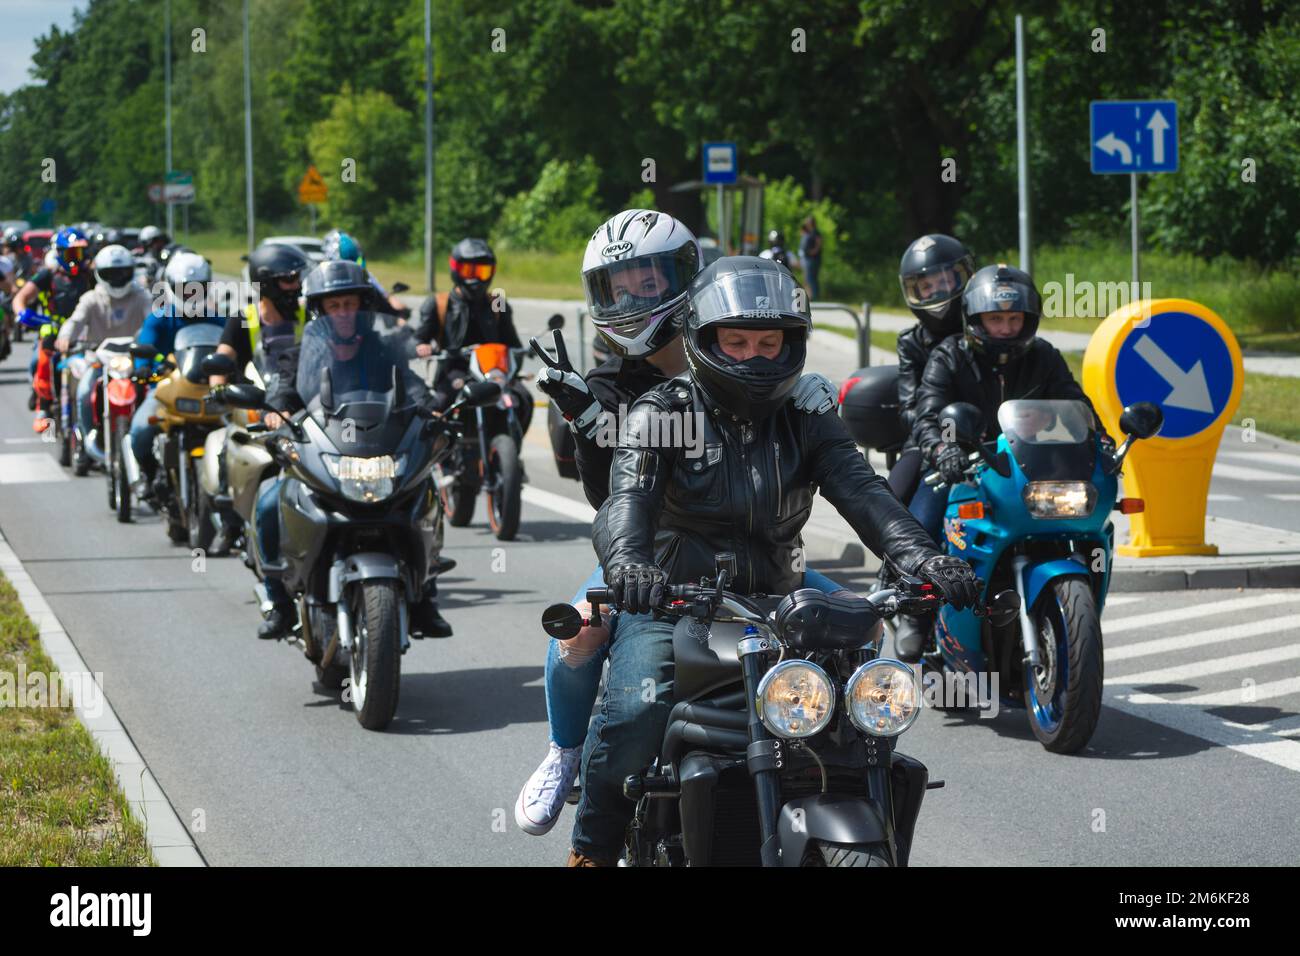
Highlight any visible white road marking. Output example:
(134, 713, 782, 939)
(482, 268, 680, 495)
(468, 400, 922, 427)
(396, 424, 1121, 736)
(1105, 643, 1300, 686)
(3, 437, 45, 444)
(1207, 493, 1242, 501)
(1107, 616, 1296, 662)
(1102, 595, 1143, 607)
(1218, 451, 1300, 471)
(0, 452, 69, 484)
(521, 486, 596, 524)
(1211, 462, 1300, 482)
(1268, 494, 1300, 502)
(1107, 686, 1300, 774)
(1102, 593, 1297, 636)
(1175, 676, 1300, 707)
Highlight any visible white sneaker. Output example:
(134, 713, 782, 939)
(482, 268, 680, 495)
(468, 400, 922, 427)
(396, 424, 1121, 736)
(515, 742, 581, 836)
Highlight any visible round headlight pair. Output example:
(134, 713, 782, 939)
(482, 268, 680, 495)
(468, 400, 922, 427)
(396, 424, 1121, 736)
(755, 658, 921, 739)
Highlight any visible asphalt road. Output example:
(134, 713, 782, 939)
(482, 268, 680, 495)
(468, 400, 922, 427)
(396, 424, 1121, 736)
(1, 339, 1297, 866)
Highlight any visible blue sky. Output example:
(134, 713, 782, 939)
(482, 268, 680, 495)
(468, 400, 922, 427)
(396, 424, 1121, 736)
(0, 1, 87, 95)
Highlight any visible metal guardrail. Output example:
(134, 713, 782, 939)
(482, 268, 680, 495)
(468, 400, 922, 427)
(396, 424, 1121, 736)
(811, 301, 873, 368)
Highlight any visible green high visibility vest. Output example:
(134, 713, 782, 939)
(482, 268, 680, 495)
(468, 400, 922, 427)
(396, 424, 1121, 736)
(245, 302, 306, 355)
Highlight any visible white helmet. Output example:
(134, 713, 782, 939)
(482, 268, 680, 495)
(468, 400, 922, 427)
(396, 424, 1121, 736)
(93, 244, 136, 298)
(139, 225, 165, 246)
(164, 251, 212, 314)
(581, 209, 702, 358)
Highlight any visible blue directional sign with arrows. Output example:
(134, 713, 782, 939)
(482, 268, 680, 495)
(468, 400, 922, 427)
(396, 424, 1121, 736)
(1090, 100, 1178, 174)
(1114, 308, 1234, 439)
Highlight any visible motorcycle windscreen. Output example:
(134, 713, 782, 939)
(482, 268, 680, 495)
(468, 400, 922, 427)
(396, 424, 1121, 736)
(174, 322, 222, 382)
(997, 399, 1096, 481)
(296, 311, 424, 425)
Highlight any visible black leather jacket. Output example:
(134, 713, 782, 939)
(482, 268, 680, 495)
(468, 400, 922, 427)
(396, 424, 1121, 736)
(911, 336, 1110, 461)
(592, 378, 942, 596)
(573, 355, 670, 510)
(897, 323, 948, 445)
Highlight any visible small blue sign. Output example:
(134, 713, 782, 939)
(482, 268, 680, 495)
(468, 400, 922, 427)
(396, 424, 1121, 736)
(40, 198, 56, 213)
(702, 142, 737, 185)
(1114, 310, 1234, 439)
(1090, 100, 1178, 174)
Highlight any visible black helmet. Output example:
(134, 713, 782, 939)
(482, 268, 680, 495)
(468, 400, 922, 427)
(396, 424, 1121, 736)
(449, 237, 496, 299)
(898, 234, 976, 338)
(961, 263, 1042, 366)
(248, 243, 310, 318)
(303, 260, 374, 344)
(683, 256, 810, 423)
(767, 229, 785, 247)
(1, 227, 21, 248)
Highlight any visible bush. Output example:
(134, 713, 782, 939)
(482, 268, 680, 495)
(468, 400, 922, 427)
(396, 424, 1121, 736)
(495, 157, 608, 253)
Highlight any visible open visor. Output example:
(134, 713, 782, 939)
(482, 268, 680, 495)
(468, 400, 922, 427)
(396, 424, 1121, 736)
(583, 244, 699, 321)
(900, 255, 974, 310)
(688, 265, 809, 330)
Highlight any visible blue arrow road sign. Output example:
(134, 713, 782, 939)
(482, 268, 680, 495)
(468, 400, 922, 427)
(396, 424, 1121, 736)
(702, 142, 737, 185)
(1114, 309, 1234, 440)
(1090, 100, 1178, 174)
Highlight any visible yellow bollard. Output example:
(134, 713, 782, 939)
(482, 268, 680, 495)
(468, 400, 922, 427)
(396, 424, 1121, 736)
(1082, 298, 1243, 557)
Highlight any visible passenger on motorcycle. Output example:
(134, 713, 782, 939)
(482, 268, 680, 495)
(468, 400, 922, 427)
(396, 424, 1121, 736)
(513, 211, 841, 838)
(321, 230, 409, 319)
(250, 260, 452, 641)
(55, 244, 153, 471)
(893, 263, 1112, 662)
(888, 234, 977, 507)
(128, 252, 225, 501)
(565, 256, 978, 866)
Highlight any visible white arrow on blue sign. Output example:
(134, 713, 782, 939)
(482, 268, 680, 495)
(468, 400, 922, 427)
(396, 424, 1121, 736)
(1115, 309, 1233, 439)
(1090, 100, 1178, 174)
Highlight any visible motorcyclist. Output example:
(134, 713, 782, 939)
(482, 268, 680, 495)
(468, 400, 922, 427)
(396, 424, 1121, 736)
(411, 237, 533, 437)
(889, 234, 977, 506)
(128, 252, 225, 502)
(321, 229, 409, 318)
(758, 228, 799, 273)
(513, 210, 844, 838)
(565, 255, 979, 866)
(0, 255, 16, 359)
(14, 227, 93, 420)
(249, 260, 452, 641)
(894, 263, 1111, 662)
(212, 242, 309, 386)
(1, 228, 28, 277)
(136, 225, 170, 283)
(54, 244, 153, 471)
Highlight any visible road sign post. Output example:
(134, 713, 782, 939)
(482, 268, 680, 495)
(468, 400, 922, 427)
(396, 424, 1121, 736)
(1083, 298, 1243, 557)
(1091, 100, 1178, 286)
(703, 141, 737, 253)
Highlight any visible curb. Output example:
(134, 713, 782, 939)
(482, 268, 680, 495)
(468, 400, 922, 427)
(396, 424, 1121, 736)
(0, 532, 206, 867)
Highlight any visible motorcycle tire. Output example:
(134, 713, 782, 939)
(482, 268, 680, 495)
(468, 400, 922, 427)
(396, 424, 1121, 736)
(486, 433, 522, 541)
(58, 417, 71, 468)
(348, 580, 402, 731)
(805, 842, 893, 867)
(445, 479, 476, 527)
(188, 485, 217, 553)
(1024, 577, 1103, 754)
(113, 418, 132, 523)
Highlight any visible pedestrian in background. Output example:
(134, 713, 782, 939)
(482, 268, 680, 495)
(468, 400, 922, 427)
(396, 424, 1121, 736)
(799, 215, 823, 300)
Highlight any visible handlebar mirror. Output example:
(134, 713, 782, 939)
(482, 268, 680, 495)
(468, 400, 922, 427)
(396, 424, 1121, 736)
(390, 281, 410, 294)
(546, 313, 565, 331)
(541, 603, 584, 641)
(988, 589, 1022, 627)
(201, 352, 236, 378)
(938, 402, 985, 447)
(128, 342, 156, 361)
(460, 380, 502, 407)
(224, 383, 267, 410)
(1119, 401, 1163, 440)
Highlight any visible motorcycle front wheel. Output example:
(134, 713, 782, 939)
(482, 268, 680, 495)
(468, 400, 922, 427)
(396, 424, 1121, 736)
(1024, 577, 1103, 754)
(486, 433, 521, 541)
(803, 841, 893, 867)
(347, 580, 402, 731)
(112, 418, 132, 523)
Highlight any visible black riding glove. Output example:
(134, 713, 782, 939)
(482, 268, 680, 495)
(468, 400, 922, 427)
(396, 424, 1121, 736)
(607, 563, 667, 615)
(918, 555, 980, 611)
(531, 329, 602, 437)
(934, 443, 969, 485)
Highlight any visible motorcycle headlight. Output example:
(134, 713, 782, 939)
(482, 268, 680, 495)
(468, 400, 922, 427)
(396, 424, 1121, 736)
(322, 454, 397, 502)
(755, 661, 835, 739)
(1022, 481, 1097, 518)
(109, 355, 133, 374)
(846, 659, 921, 737)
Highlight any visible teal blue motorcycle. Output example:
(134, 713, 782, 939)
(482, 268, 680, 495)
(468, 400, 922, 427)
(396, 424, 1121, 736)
(911, 398, 1163, 753)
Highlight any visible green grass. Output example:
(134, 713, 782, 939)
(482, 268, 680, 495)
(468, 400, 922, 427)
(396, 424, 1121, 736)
(0, 573, 153, 866)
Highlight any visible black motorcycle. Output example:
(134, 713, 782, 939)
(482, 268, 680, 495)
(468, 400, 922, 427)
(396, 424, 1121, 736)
(224, 351, 501, 730)
(544, 555, 1019, 866)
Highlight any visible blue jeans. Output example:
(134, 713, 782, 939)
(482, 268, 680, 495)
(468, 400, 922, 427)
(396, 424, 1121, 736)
(256, 478, 288, 604)
(566, 565, 846, 861)
(909, 479, 948, 549)
(129, 391, 160, 470)
(76, 367, 101, 443)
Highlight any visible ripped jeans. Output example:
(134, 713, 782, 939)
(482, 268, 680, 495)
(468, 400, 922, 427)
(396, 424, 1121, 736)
(543, 564, 846, 750)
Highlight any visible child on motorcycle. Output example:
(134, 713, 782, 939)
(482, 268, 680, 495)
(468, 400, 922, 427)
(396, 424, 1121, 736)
(894, 263, 1113, 662)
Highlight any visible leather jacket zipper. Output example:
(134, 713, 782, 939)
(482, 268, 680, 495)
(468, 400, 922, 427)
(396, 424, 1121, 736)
(739, 422, 755, 593)
(774, 442, 782, 519)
